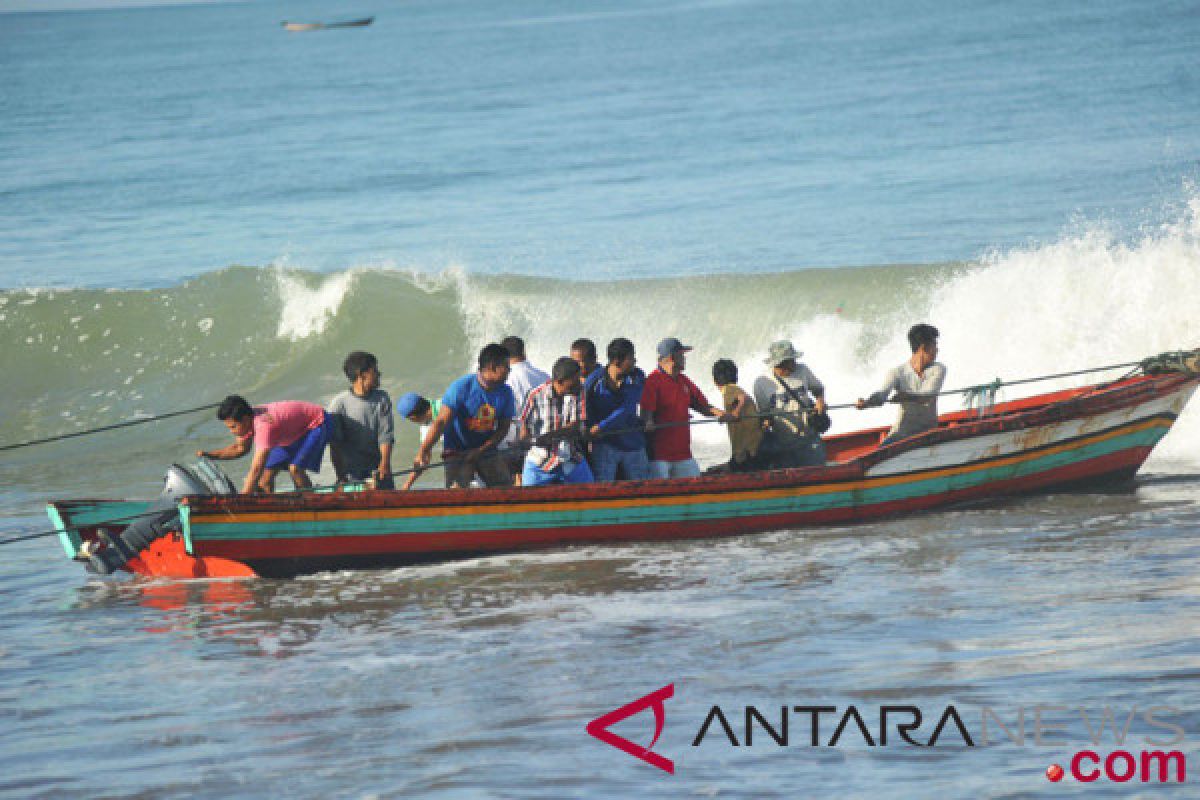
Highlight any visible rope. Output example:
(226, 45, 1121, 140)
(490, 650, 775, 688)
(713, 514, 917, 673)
(943, 360, 1143, 399)
(962, 378, 1004, 418)
(0, 402, 219, 453)
(0, 359, 1157, 453)
(823, 359, 1144, 411)
(0, 507, 179, 547)
(3, 417, 701, 546)
(0, 354, 1179, 547)
(1141, 349, 1200, 376)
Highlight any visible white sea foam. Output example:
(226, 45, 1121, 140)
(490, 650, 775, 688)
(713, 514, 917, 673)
(273, 269, 358, 341)
(780, 199, 1200, 468)
(453, 196, 1200, 469)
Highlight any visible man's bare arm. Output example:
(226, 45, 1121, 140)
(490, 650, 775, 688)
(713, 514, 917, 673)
(377, 442, 393, 478)
(415, 405, 454, 467)
(472, 418, 510, 459)
(240, 448, 269, 495)
(198, 439, 251, 460)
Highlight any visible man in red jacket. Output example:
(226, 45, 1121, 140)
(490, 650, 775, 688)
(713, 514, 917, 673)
(640, 337, 727, 479)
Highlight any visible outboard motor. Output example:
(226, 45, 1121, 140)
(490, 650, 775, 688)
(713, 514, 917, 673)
(82, 458, 236, 575)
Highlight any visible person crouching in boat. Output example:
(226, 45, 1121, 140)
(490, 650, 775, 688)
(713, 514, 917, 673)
(855, 323, 946, 445)
(583, 337, 650, 482)
(519, 357, 594, 486)
(641, 337, 728, 479)
(712, 358, 768, 472)
(753, 340, 829, 468)
(396, 391, 441, 490)
(414, 343, 516, 489)
(198, 396, 332, 494)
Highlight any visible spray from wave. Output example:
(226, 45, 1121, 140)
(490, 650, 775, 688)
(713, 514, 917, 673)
(2, 199, 1198, 497)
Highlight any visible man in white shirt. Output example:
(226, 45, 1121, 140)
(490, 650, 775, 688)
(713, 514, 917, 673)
(856, 323, 947, 445)
(502, 335, 549, 482)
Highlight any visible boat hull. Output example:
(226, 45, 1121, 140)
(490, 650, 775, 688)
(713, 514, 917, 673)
(282, 17, 373, 31)
(48, 371, 1199, 579)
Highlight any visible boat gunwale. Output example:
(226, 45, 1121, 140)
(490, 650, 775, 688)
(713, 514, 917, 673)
(180, 372, 1196, 516)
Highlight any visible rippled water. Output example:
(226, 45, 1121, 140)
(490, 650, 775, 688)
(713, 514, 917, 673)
(4, 0, 1200, 795)
(3, 473, 1199, 797)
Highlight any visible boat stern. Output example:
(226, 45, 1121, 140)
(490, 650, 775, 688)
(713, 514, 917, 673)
(46, 498, 257, 579)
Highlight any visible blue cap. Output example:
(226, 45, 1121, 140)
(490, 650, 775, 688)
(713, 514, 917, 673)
(656, 337, 693, 358)
(396, 391, 424, 418)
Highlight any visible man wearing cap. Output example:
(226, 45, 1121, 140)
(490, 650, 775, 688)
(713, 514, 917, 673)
(754, 340, 828, 468)
(396, 391, 442, 489)
(640, 337, 728, 479)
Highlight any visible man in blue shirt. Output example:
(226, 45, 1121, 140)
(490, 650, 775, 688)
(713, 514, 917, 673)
(571, 338, 603, 383)
(583, 337, 650, 482)
(414, 343, 517, 488)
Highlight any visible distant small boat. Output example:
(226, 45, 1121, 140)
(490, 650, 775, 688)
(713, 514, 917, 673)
(282, 16, 374, 32)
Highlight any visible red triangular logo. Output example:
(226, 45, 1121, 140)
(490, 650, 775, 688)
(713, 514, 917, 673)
(585, 683, 675, 774)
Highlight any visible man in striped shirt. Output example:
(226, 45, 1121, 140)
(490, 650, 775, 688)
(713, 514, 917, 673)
(519, 357, 594, 487)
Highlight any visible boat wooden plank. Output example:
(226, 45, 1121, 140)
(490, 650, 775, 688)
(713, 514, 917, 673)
(44, 363, 1200, 579)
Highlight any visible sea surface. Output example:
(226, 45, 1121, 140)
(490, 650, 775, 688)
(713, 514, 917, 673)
(2, 0, 1200, 797)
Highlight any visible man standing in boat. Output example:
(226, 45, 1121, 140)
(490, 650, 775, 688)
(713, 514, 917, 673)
(519, 357, 593, 486)
(856, 323, 946, 444)
(502, 335, 549, 485)
(414, 343, 517, 488)
(583, 337, 650, 482)
(641, 337, 728, 479)
(571, 338, 602, 383)
(754, 340, 829, 467)
(328, 351, 395, 489)
(198, 396, 332, 494)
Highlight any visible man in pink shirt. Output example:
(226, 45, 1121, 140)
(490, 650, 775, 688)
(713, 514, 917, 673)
(198, 395, 332, 494)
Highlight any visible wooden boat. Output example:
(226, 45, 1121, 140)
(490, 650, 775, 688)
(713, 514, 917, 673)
(282, 17, 374, 32)
(48, 351, 1200, 580)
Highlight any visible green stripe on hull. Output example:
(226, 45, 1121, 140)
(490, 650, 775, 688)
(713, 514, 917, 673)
(189, 426, 1166, 542)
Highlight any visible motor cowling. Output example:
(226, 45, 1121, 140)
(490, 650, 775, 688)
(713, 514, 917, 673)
(84, 459, 235, 575)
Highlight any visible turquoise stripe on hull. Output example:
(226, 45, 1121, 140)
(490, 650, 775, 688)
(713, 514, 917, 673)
(48, 501, 152, 557)
(188, 425, 1166, 543)
(46, 505, 77, 558)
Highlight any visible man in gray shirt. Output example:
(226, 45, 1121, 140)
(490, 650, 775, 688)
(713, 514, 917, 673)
(856, 323, 946, 445)
(329, 351, 395, 488)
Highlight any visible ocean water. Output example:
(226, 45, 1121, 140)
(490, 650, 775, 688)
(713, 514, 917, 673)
(2, 0, 1200, 797)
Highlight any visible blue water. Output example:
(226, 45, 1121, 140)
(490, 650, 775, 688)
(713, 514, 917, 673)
(2, 0, 1198, 286)
(3, 2, 1200, 798)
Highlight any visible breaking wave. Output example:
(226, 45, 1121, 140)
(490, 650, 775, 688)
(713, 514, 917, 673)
(3, 200, 1199, 487)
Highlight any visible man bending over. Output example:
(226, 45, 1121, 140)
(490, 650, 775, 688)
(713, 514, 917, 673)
(199, 395, 332, 494)
(414, 343, 517, 488)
